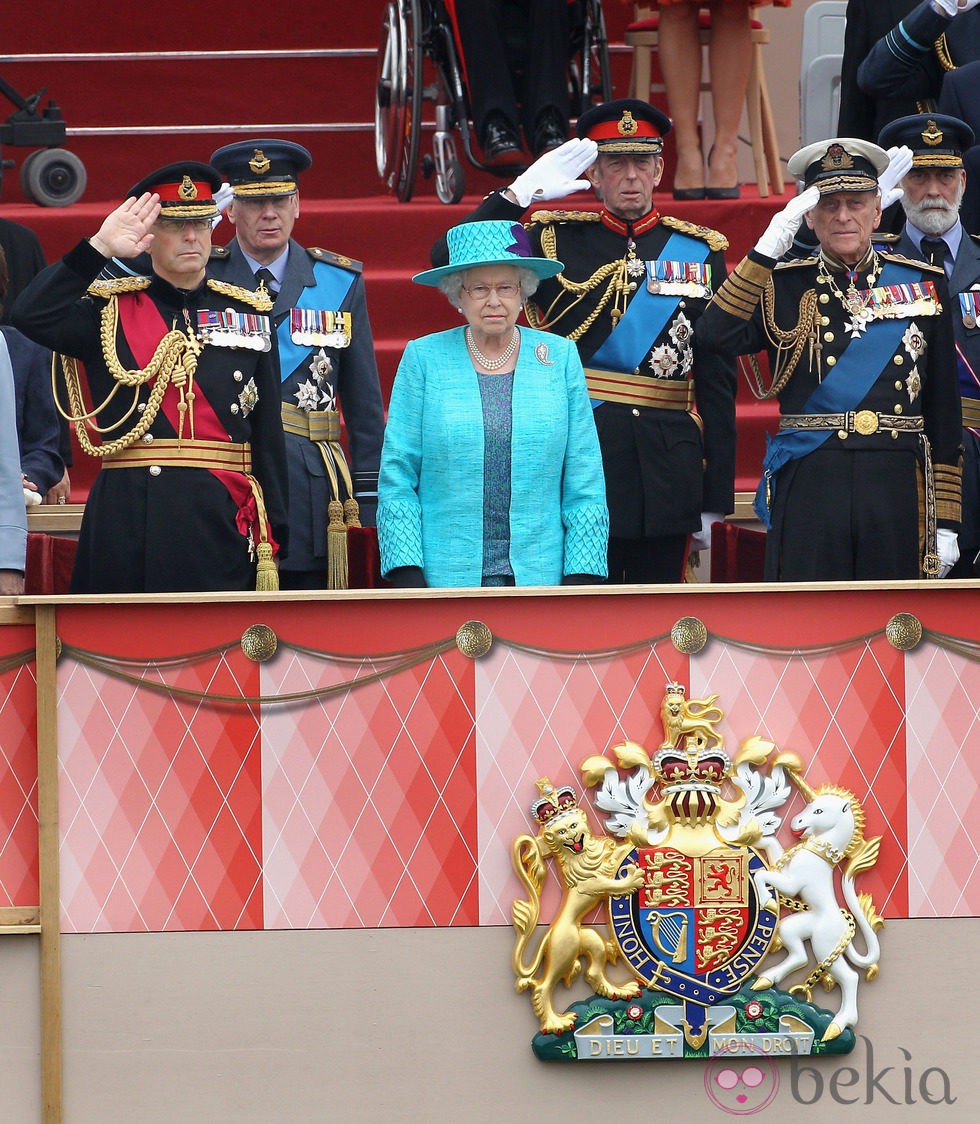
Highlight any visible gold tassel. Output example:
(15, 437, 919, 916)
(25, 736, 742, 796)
(343, 497, 361, 528)
(255, 541, 279, 591)
(327, 499, 349, 590)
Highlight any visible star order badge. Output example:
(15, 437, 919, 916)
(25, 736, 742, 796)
(510, 684, 884, 1061)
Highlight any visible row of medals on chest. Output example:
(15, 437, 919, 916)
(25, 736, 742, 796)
(193, 308, 352, 352)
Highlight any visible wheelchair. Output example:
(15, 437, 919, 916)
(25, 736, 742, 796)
(375, 0, 611, 204)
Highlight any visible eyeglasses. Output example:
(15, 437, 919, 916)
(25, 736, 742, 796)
(461, 281, 521, 300)
(155, 217, 215, 232)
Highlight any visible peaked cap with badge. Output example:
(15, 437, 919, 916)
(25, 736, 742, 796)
(878, 113, 975, 169)
(128, 161, 222, 219)
(210, 139, 312, 198)
(787, 139, 889, 195)
(575, 98, 671, 155)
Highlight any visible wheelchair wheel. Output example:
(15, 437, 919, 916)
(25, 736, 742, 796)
(375, 0, 423, 202)
(436, 157, 466, 205)
(19, 147, 87, 207)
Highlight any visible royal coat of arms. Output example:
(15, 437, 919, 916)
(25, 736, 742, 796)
(510, 684, 884, 1061)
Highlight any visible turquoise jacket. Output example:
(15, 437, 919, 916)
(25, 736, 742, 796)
(378, 326, 608, 587)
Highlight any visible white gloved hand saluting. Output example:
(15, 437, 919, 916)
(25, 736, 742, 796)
(879, 145, 914, 210)
(931, 0, 980, 17)
(509, 138, 598, 208)
(936, 528, 960, 578)
(754, 186, 821, 260)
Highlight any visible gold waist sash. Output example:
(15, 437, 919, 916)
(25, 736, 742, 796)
(584, 368, 694, 411)
(102, 438, 253, 472)
(281, 402, 341, 443)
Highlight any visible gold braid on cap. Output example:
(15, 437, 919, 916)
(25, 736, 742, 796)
(53, 294, 203, 458)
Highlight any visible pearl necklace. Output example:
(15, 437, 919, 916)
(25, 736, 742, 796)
(466, 327, 519, 371)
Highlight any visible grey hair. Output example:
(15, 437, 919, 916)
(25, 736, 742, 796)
(438, 266, 540, 306)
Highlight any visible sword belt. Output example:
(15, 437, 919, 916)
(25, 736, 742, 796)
(779, 411, 924, 436)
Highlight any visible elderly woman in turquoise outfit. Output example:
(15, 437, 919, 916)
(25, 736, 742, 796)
(378, 220, 608, 587)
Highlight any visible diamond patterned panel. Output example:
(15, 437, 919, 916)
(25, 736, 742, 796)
(906, 644, 980, 916)
(692, 638, 910, 917)
(58, 653, 263, 932)
(0, 661, 39, 907)
(475, 641, 688, 925)
(261, 649, 477, 929)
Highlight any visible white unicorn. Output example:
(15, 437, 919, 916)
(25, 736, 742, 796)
(752, 770, 884, 1042)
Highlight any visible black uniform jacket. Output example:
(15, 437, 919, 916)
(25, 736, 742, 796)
(858, 0, 980, 105)
(838, 0, 919, 140)
(433, 191, 737, 539)
(11, 239, 288, 594)
(208, 238, 384, 572)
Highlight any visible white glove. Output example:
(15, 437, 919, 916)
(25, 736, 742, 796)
(936, 528, 960, 577)
(754, 186, 820, 260)
(879, 145, 913, 210)
(212, 182, 234, 228)
(24, 488, 42, 507)
(931, 0, 980, 16)
(509, 138, 598, 208)
(690, 513, 724, 553)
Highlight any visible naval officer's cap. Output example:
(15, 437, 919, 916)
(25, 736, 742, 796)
(787, 138, 890, 195)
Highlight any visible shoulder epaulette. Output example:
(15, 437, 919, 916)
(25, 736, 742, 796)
(971, 233, 980, 244)
(86, 276, 152, 298)
(774, 255, 819, 270)
(209, 245, 231, 259)
(307, 247, 363, 273)
(660, 215, 729, 253)
(873, 233, 901, 245)
(880, 251, 945, 274)
(206, 277, 274, 311)
(525, 209, 602, 227)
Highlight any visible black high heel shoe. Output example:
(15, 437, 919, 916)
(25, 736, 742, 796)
(705, 145, 740, 200)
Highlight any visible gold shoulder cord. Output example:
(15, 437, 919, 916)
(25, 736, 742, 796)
(934, 34, 955, 72)
(53, 294, 202, 457)
(526, 221, 624, 341)
(749, 280, 819, 400)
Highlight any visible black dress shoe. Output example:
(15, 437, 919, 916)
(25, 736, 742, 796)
(483, 116, 522, 164)
(532, 115, 568, 157)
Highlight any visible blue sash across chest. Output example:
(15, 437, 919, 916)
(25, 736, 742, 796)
(587, 228, 710, 406)
(755, 257, 925, 524)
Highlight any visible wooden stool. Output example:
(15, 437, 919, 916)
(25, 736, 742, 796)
(624, 5, 784, 197)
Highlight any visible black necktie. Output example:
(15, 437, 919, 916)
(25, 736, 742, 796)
(254, 267, 278, 296)
(920, 238, 947, 273)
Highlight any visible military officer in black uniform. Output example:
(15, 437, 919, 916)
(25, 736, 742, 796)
(208, 139, 385, 590)
(878, 112, 980, 575)
(699, 138, 963, 580)
(432, 99, 737, 583)
(11, 162, 289, 594)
